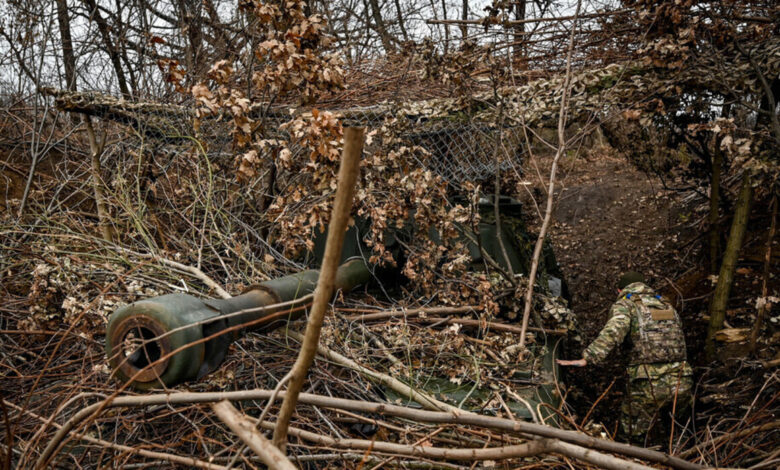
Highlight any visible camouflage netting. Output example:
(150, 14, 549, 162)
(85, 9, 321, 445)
(45, 32, 780, 180)
(36, 36, 780, 314)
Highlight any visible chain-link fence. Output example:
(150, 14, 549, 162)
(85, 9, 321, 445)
(341, 108, 524, 185)
(92, 99, 526, 189)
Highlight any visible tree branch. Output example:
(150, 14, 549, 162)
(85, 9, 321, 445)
(518, 0, 582, 349)
(212, 401, 295, 470)
(38, 390, 701, 470)
(272, 127, 365, 450)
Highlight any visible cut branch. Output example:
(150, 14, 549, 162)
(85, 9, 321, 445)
(349, 312, 567, 336)
(212, 401, 295, 470)
(40, 390, 702, 470)
(272, 127, 365, 450)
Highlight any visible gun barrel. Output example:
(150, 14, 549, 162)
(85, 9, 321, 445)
(105, 258, 369, 390)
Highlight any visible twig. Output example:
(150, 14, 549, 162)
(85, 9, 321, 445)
(285, 329, 455, 412)
(259, 372, 293, 424)
(5, 399, 227, 470)
(426, 9, 630, 26)
(346, 308, 565, 335)
(40, 389, 703, 470)
(407, 316, 567, 336)
(518, 0, 582, 349)
(580, 379, 616, 427)
(212, 401, 295, 470)
(679, 420, 780, 459)
(115, 246, 231, 299)
(345, 305, 478, 322)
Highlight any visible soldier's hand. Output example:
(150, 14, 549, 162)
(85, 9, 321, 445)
(556, 358, 587, 367)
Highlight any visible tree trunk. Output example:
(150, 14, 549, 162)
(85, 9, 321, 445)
(440, 0, 449, 53)
(460, 0, 468, 40)
(366, 0, 395, 54)
(177, 0, 204, 83)
(705, 172, 753, 360)
(82, 0, 132, 98)
(709, 144, 722, 273)
(749, 193, 776, 354)
(394, 0, 409, 42)
(513, 1, 526, 58)
(84, 117, 115, 243)
(753, 75, 780, 142)
(55, 0, 77, 91)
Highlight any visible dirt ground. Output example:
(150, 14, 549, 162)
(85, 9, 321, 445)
(525, 148, 704, 434)
(523, 146, 779, 444)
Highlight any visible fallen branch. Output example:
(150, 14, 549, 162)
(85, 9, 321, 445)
(237, 416, 652, 469)
(346, 308, 566, 335)
(38, 390, 702, 470)
(764, 358, 780, 368)
(410, 316, 566, 336)
(269, 418, 549, 460)
(285, 329, 456, 412)
(212, 401, 295, 470)
(344, 306, 479, 322)
(548, 440, 653, 470)
(5, 400, 227, 470)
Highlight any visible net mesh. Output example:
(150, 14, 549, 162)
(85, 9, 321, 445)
(103, 100, 525, 188)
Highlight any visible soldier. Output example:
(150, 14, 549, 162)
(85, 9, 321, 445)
(557, 272, 693, 442)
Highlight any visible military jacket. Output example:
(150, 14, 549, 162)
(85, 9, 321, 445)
(583, 282, 687, 366)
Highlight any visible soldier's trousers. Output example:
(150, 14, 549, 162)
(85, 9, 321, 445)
(620, 362, 693, 441)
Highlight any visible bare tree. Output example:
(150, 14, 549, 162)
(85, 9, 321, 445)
(367, 0, 396, 53)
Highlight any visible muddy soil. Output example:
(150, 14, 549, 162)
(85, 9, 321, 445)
(520, 146, 779, 445)
(522, 148, 705, 434)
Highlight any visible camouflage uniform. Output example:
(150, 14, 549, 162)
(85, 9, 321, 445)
(583, 282, 692, 440)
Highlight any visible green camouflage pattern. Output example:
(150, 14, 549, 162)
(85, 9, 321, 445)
(621, 361, 693, 439)
(540, 294, 580, 343)
(582, 282, 691, 439)
(582, 282, 686, 365)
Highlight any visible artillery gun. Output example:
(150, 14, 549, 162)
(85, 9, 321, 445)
(106, 196, 570, 419)
(106, 258, 370, 390)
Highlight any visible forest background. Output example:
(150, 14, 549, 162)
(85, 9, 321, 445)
(0, 0, 778, 469)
